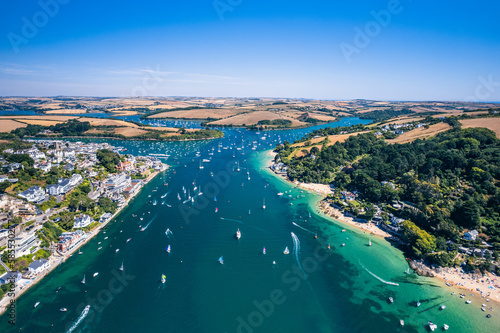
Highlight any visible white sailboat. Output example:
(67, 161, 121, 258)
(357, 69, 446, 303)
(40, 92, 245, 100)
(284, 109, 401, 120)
(119, 262, 124, 271)
(81, 275, 86, 284)
(283, 247, 289, 254)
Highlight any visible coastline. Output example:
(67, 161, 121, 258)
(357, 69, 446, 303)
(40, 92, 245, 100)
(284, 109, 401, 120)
(0, 166, 165, 315)
(264, 149, 500, 305)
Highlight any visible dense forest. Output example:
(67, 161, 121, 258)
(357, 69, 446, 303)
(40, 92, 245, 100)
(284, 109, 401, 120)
(276, 127, 500, 266)
(11, 119, 92, 137)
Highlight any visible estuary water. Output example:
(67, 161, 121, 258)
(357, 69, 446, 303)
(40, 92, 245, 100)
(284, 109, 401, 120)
(1, 118, 498, 333)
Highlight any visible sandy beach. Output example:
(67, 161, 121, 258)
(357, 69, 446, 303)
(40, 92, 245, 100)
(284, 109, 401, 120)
(319, 201, 392, 239)
(267, 150, 500, 305)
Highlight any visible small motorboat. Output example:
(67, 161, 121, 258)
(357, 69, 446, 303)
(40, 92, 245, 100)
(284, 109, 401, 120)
(273, 261, 276, 265)
(235, 229, 241, 240)
(443, 324, 449, 330)
(97, 247, 102, 251)
(115, 249, 119, 253)
(161, 274, 166, 284)
(341, 243, 345, 247)
(428, 322, 437, 331)
(399, 320, 404, 326)
(283, 247, 289, 254)
(440, 305, 446, 310)
(388, 297, 394, 303)
(416, 301, 421, 307)
(93, 272, 99, 277)
(466, 300, 471, 304)
(34, 302, 40, 308)
(60, 308, 67, 312)
(263, 247, 266, 255)
(126, 238, 132, 243)
(56, 286, 61, 293)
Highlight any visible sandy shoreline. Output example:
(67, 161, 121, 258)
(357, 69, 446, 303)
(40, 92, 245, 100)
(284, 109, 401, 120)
(266, 150, 500, 305)
(0, 167, 165, 315)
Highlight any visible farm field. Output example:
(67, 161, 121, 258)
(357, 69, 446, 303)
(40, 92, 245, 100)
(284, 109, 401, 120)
(460, 117, 500, 138)
(0, 119, 27, 132)
(387, 123, 452, 144)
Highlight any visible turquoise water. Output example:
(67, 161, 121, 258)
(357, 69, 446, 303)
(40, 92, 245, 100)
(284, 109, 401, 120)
(1, 118, 498, 332)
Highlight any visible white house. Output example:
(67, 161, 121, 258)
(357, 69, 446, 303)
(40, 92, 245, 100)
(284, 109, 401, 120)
(463, 230, 479, 241)
(28, 259, 49, 275)
(74, 214, 93, 229)
(18, 186, 46, 203)
(99, 213, 112, 223)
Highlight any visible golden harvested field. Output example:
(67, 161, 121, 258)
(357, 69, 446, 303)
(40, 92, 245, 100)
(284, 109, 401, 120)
(152, 127, 197, 133)
(209, 111, 307, 126)
(292, 132, 368, 157)
(113, 127, 150, 137)
(0, 115, 77, 121)
(78, 118, 140, 127)
(460, 118, 500, 138)
(385, 116, 425, 125)
(44, 109, 87, 114)
(0, 120, 27, 132)
(293, 132, 369, 148)
(431, 111, 489, 118)
(387, 123, 452, 144)
(17, 119, 64, 126)
(149, 108, 241, 120)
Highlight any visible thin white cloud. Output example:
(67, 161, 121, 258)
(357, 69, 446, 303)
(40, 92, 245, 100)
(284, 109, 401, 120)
(3, 68, 36, 75)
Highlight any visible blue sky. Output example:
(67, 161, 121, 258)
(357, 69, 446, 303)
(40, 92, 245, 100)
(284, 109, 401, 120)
(0, 0, 499, 101)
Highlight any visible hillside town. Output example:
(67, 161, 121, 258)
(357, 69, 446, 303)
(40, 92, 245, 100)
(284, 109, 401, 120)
(0, 140, 166, 307)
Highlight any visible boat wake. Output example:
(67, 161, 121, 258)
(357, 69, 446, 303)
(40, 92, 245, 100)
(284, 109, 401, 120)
(141, 216, 157, 231)
(220, 217, 244, 224)
(291, 232, 306, 278)
(292, 222, 315, 235)
(66, 305, 90, 333)
(361, 263, 399, 286)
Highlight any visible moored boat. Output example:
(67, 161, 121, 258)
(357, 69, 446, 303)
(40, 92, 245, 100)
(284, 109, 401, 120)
(283, 247, 289, 254)
(236, 229, 241, 240)
(34, 302, 40, 308)
(60, 308, 67, 312)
